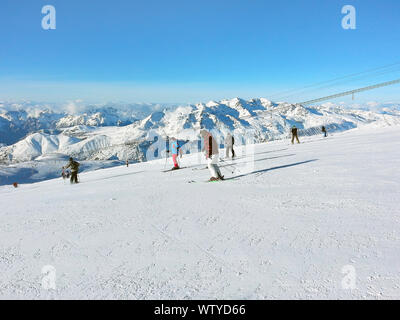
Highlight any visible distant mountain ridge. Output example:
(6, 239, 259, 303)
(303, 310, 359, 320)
(0, 102, 170, 145)
(1, 98, 400, 164)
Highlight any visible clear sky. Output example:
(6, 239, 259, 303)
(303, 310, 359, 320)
(0, 0, 399, 104)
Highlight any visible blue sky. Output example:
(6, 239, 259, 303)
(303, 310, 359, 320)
(0, 0, 399, 104)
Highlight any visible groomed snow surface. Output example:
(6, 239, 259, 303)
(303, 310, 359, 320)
(1, 126, 399, 299)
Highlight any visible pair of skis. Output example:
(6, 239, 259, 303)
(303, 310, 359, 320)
(187, 179, 224, 184)
(162, 167, 187, 173)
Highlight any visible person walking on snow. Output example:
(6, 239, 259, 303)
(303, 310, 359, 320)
(291, 125, 300, 144)
(170, 137, 182, 170)
(200, 130, 224, 181)
(225, 133, 235, 158)
(321, 126, 327, 138)
(64, 157, 80, 184)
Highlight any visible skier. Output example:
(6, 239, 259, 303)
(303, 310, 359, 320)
(64, 157, 80, 184)
(126, 160, 129, 167)
(166, 136, 170, 155)
(291, 125, 300, 144)
(61, 167, 67, 179)
(200, 130, 224, 181)
(170, 137, 182, 170)
(163, 136, 170, 169)
(225, 133, 235, 159)
(321, 126, 327, 137)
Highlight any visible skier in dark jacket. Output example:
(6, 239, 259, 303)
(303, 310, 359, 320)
(321, 126, 327, 137)
(291, 125, 300, 144)
(64, 157, 80, 184)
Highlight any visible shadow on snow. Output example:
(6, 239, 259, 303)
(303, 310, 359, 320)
(85, 170, 145, 183)
(224, 159, 319, 181)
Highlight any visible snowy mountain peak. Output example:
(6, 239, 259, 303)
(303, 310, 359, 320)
(206, 100, 220, 107)
(1, 98, 400, 164)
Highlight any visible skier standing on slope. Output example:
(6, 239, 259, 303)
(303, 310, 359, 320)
(170, 137, 182, 170)
(225, 132, 235, 159)
(61, 167, 70, 179)
(291, 125, 300, 144)
(321, 126, 327, 138)
(200, 130, 224, 181)
(61, 167, 67, 179)
(64, 157, 80, 184)
(165, 136, 170, 155)
(164, 136, 170, 166)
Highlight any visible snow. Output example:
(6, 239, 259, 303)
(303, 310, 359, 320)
(1, 125, 400, 299)
(0, 156, 124, 186)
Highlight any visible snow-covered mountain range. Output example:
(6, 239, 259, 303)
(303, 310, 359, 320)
(0, 101, 169, 145)
(1, 98, 400, 164)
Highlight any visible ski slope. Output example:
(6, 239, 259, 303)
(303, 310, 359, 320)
(1, 126, 400, 299)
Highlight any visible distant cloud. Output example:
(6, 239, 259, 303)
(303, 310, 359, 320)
(321, 100, 400, 112)
(63, 100, 86, 115)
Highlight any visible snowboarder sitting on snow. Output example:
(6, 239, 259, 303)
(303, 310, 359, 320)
(64, 157, 80, 184)
(225, 132, 235, 159)
(170, 137, 182, 170)
(321, 126, 327, 137)
(291, 125, 300, 144)
(200, 130, 224, 181)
